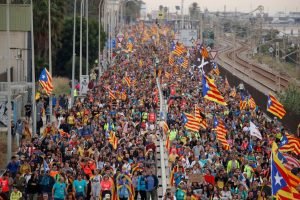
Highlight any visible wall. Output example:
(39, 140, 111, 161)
(219, 66, 299, 133)
(0, 31, 30, 82)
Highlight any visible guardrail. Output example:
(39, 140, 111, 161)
(156, 77, 167, 199)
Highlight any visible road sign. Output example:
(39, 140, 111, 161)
(269, 47, 274, 53)
(117, 32, 124, 43)
(210, 50, 218, 60)
(80, 75, 89, 95)
(178, 29, 198, 47)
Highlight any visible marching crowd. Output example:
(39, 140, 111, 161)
(1, 22, 299, 200)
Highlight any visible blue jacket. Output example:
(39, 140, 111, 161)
(145, 175, 158, 191)
(137, 176, 146, 191)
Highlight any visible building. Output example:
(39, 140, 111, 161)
(0, 4, 31, 82)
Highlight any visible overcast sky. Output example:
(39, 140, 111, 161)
(142, 0, 299, 15)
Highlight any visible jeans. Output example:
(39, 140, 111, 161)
(146, 189, 157, 200)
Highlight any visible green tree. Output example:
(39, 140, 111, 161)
(278, 84, 300, 115)
(54, 17, 106, 78)
(189, 2, 200, 28)
(33, 0, 65, 75)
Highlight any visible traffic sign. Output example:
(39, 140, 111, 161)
(269, 47, 274, 53)
(210, 50, 218, 60)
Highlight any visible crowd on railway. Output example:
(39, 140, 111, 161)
(1, 22, 299, 200)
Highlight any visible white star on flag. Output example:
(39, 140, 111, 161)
(274, 172, 283, 186)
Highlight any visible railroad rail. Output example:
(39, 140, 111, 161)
(218, 39, 294, 93)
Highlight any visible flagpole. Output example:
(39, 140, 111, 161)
(6, 0, 12, 163)
(86, 0, 89, 75)
(71, 0, 77, 105)
(48, 0, 53, 122)
(31, 0, 37, 135)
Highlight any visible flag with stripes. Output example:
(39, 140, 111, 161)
(161, 121, 169, 134)
(169, 54, 175, 65)
(195, 105, 207, 129)
(109, 131, 118, 150)
(213, 117, 230, 150)
(39, 68, 53, 95)
(272, 142, 300, 198)
(211, 62, 220, 76)
(278, 152, 300, 171)
(201, 46, 209, 59)
(240, 95, 248, 110)
(121, 91, 127, 101)
(124, 76, 131, 87)
(182, 113, 200, 132)
(229, 87, 236, 97)
(267, 94, 286, 119)
(165, 135, 170, 151)
(248, 95, 256, 110)
(108, 89, 116, 100)
(181, 57, 189, 68)
(279, 133, 300, 155)
(165, 71, 171, 79)
(202, 75, 227, 106)
(173, 43, 186, 56)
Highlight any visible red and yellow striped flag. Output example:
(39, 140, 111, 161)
(195, 105, 207, 129)
(109, 131, 118, 149)
(124, 76, 131, 87)
(213, 117, 230, 150)
(201, 46, 209, 59)
(165, 71, 171, 79)
(181, 57, 189, 68)
(183, 113, 200, 132)
(267, 94, 286, 119)
(202, 75, 227, 106)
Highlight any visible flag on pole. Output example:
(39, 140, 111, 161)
(279, 133, 300, 155)
(39, 68, 53, 95)
(182, 113, 200, 132)
(195, 105, 207, 129)
(213, 117, 230, 150)
(267, 94, 286, 119)
(200, 46, 209, 59)
(202, 75, 227, 106)
(109, 131, 118, 149)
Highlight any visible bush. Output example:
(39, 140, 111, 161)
(278, 83, 300, 115)
(52, 77, 71, 96)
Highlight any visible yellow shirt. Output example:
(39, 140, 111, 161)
(10, 191, 22, 200)
(67, 116, 75, 125)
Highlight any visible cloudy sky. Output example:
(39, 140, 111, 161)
(142, 0, 299, 15)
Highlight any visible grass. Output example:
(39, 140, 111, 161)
(52, 77, 71, 96)
(253, 55, 300, 81)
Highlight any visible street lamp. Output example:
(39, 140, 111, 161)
(71, 0, 77, 105)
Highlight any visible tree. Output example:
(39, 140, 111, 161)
(54, 17, 106, 78)
(33, 0, 65, 75)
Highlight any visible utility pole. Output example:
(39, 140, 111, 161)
(98, 1, 102, 77)
(86, 0, 89, 75)
(48, 0, 53, 122)
(6, 0, 12, 163)
(181, 0, 184, 29)
(79, 0, 84, 83)
(71, 0, 77, 105)
(31, 0, 37, 138)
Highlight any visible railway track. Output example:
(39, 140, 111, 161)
(218, 39, 292, 92)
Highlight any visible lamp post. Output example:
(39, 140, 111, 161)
(86, 0, 89, 75)
(79, 0, 84, 84)
(48, 0, 53, 122)
(30, 0, 37, 136)
(71, 0, 77, 105)
(6, 0, 12, 163)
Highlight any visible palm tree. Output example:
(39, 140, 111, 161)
(33, 0, 65, 68)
